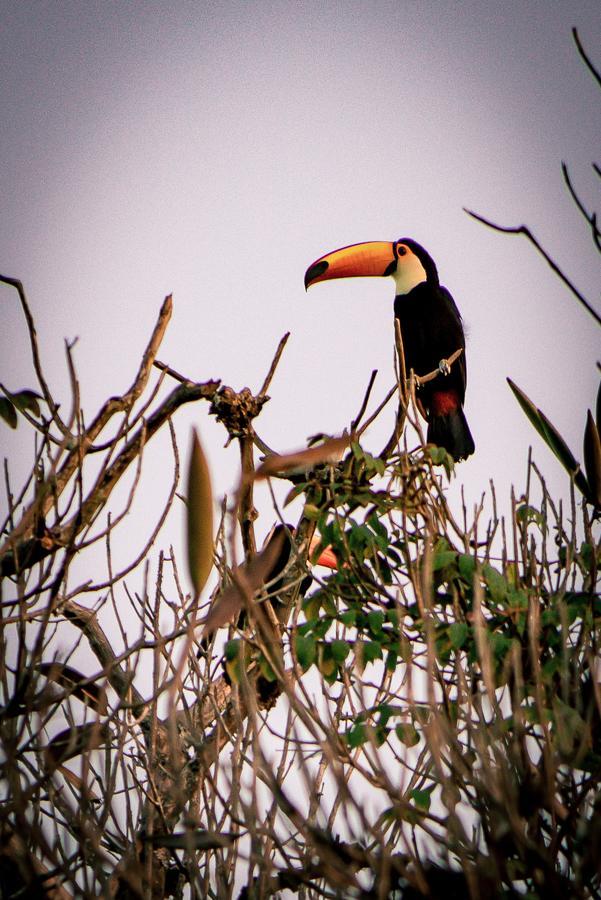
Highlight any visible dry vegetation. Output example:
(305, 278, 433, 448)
(0, 265, 599, 899)
(1, 29, 600, 900)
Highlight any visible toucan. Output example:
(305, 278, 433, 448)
(304, 238, 475, 461)
(200, 524, 338, 640)
(262, 523, 338, 601)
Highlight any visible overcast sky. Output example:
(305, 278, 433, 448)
(1, 1, 600, 579)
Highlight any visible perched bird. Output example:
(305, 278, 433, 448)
(201, 524, 337, 639)
(305, 238, 475, 461)
(260, 523, 338, 602)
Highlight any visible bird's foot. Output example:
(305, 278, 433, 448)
(438, 358, 451, 376)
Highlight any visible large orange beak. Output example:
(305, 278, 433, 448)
(309, 535, 338, 569)
(305, 241, 397, 289)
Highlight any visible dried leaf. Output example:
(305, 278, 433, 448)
(148, 830, 237, 850)
(584, 410, 601, 508)
(201, 528, 287, 636)
(37, 663, 108, 715)
(45, 723, 111, 767)
(256, 433, 350, 479)
(57, 764, 101, 801)
(186, 429, 214, 599)
(9, 388, 42, 418)
(0, 397, 17, 429)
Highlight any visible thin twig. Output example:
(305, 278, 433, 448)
(357, 383, 397, 439)
(0, 379, 220, 575)
(351, 369, 378, 432)
(572, 27, 601, 89)
(153, 359, 191, 384)
(561, 161, 601, 254)
(464, 208, 601, 327)
(0, 274, 70, 437)
(258, 332, 290, 399)
(379, 319, 409, 459)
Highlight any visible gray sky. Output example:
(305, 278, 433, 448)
(2, 1, 600, 573)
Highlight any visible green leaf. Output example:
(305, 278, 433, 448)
(577, 542, 598, 575)
(367, 610, 385, 636)
(489, 632, 512, 661)
(507, 378, 549, 443)
(0, 397, 17, 428)
(355, 639, 383, 672)
(507, 378, 590, 500)
(303, 595, 321, 622)
(351, 441, 364, 462)
(410, 787, 433, 810)
(303, 503, 320, 521)
(361, 449, 385, 476)
(396, 723, 420, 747)
(552, 695, 589, 761)
(377, 704, 393, 726)
(224, 639, 242, 661)
(385, 648, 398, 671)
(428, 445, 453, 474)
(186, 429, 214, 599)
(330, 639, 350, 664)
(283, 483, 306, 507)
(538, 406, 591, 499)
(483, 564, 507, 603)
(516, 503, 546, 530)
(583, 410, 601, 508)
(362, 640, 383, 663)
(458, 553, 476, 584)
(432, 549, 457, 572)
(258, 653, 276, 682)
(317, 644, 337, 681)
(367, 514, 388, 541)
(346, 721, 367, 749)
(449, 622, 469, 650)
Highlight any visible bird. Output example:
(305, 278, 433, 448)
(304, 238, 475, 461)
(260, 523, 338, 603)
(200, 523, 337, 639)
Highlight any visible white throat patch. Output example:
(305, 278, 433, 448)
(392, 254, 427, 295)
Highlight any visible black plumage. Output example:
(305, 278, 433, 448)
(392, 239, 474, 461)
(305, 236, 475, 461)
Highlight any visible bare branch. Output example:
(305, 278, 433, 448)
(572, 27, 601, 89)
(0, 274, 70, 437)
(561, 161, 601, 254)
(351, 369, 378, 432)
(464, 208, 601, 327)
(257, 332, 290, 399)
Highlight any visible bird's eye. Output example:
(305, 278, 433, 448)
(397, 244, 407, 256)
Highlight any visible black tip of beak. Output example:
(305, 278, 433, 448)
(304, 259, 329, 290)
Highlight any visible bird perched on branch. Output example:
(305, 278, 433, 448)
(305, 238, 475, 461)
(201, 523, 337, 639)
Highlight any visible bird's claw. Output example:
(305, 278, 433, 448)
(438, 358, 451, 376)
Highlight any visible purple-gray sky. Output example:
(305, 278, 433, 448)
(2, 2, 600, 567)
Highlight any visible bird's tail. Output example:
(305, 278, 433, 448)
(428, 408, 475, 462)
